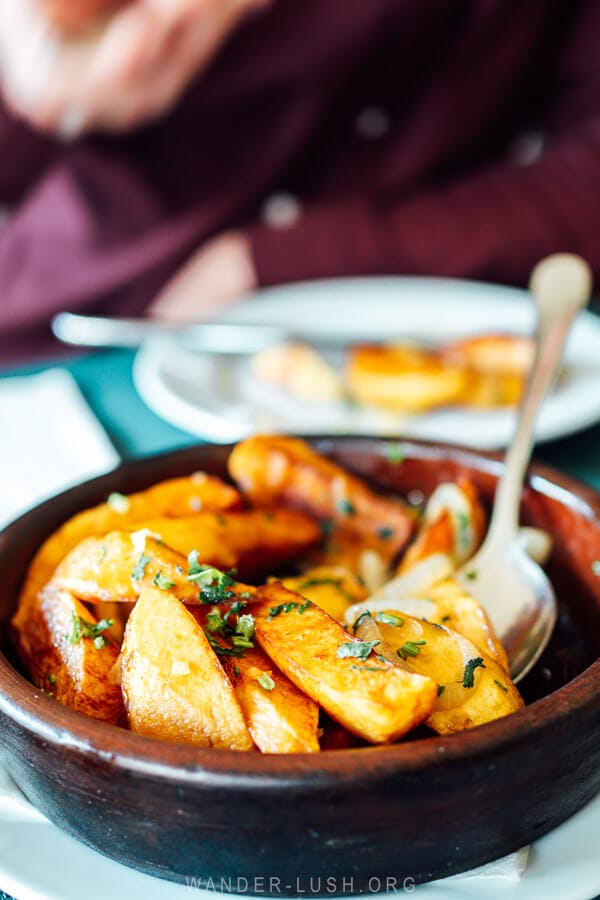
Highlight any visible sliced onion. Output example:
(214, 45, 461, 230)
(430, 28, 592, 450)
(373, 553, 453, 600)
(434, 631, 485, 711)
(424, 483, 476, 563)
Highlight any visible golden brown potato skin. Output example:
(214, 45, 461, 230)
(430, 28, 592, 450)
(229, 436, 414, 559)
(12, 473, 242, 654)
(222, 647, 320, 754)
(252, 583, 437, 744)
(282, 566, 367, 623)
(14, 586, 124, 724)
(54, 533, 201, 605)
(140, 508, 321, 581)
(121, 588, 254, 750)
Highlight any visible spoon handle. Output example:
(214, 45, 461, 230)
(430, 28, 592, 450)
(485, 254, 592, 548)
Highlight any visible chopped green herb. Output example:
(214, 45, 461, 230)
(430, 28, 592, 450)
(377, 526, 395, 540)
(337, 498, 356, 516)
(375, 654, 393, 667)
(437, 684, 445, 696)
(397, 640, 426, 660)
(456, 511, 472, 551)
(493, 679, 508, 693)
(441, 614, 451, 622)
(268, 602, 299, 619)
(463, 657, 486, 688)
(48, 674, 57, 685)
(264, 511, 275, 521)
(107, 492, 130, 513)
(375, 611, 404, 627)
(206, 608, 226, 634)
(592, 561, 600, 576)
(175, 564, 184, 575)
(235, 614, 255, 642)
(99, 544, 107, 562)
(239, 591, 254, 599)
(233, 665, 240, 677)
(337, 640, 380, 660)
(351, 665, 388, 673)
(386, 443, 405, 465)
(298, 600, 312, 614)
(204, 632, 245, 658)
(352, 610, 372, 634)
(67, 613, 114, 648)
(257, 673, 275, 691)
(466, 570, 478, 581)
(320, 518, 334, 539)
(298, 576, 342, 590)
(131, 553, 152, 581)
(187, 555, 237, 604)
(153, 571, 176, 590)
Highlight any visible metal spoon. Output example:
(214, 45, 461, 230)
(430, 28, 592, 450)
(457, 253, 592, 682)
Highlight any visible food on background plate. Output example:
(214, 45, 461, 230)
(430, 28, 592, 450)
(38, 0, 130, 32)
(252, 333, 534, 414)
(12, 435, 537, 752)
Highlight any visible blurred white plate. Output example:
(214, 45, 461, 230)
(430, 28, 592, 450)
(133, 277, 600, 448)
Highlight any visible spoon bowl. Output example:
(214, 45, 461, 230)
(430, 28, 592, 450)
(458, 253, 593, 681)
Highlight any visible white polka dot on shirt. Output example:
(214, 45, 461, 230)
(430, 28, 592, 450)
(261, 193, 303, 230)
(355, 106, 391, 140)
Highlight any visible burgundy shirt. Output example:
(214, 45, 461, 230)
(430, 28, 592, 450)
(1, 0, 599, 359)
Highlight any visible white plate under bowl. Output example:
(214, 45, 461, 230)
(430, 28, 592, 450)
(133, 277, 600, 448)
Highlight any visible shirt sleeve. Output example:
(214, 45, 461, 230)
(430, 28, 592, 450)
(248, 3, 600, 289)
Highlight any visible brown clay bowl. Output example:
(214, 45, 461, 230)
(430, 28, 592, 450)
(0, 437, 598, 895)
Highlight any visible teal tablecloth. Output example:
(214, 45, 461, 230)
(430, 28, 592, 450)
(3, 348, 600, 489)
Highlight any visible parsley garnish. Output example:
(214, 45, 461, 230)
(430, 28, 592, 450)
(377, 527, 395, 540)
(397, 640, 426, 660)
(437, 684, 445, 696)
(204, 607, 255, 656)
(48, 674, 57, 684)
(268, 602, 299, 619)
(466, 569, 478, 581)
(441, 614, 451, 622)
(298, 600, 312, 614)
(386, 443, 405, 465)
(257, 673, 275, 691)
(337, 498, 356, 516)
(233, 665, 240, 677)
(375, 611, 404, 627)
(187, 554, 237, 604)
(107, 492, 130, 513)
(351, 665, 388, 672)
(463, 657, 485, 688)
(298, 576, 342, 590)
(320, 518, 334, 539)
(493, 679, 508, 693)
(153, 571, 176, 590)
(337, 640, 380, 660)
(67, 613, 114, 650)
(352, 610, 372, 634)
(132, 553, 152, 581)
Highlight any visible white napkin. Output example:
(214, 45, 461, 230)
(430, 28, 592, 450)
(0, 368, 119, 530)
(0, 368, 527, 894)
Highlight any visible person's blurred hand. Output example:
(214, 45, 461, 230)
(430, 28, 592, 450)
(0, 0, 271, 136)
(149, 232, 257, 322)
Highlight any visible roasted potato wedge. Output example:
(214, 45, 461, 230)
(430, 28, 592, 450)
(54, 532, 200, 605)
(443, 333, 533, 377)
(121, 588, 254, 749)
(346, 344, 469, 413)
(14, 586, 124, 724)
(252, 584, 437, 744)
(141, 473, 242, 516)
(222, 648, 320, 753)
(374, 614, 522, 733)
(229, 435, 414, 558)
(281, 566, 368, 623)
(139, 508, 320, 580)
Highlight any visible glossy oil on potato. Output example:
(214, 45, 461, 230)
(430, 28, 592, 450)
(229, 435, 414, 557)
(11, 585, 124, 724)
(121, 588, 254, 750)
(252, 583, 437, 743)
